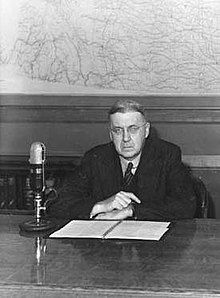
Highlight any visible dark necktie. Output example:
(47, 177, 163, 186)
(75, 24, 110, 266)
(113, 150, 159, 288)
(122, 162, 133, 190)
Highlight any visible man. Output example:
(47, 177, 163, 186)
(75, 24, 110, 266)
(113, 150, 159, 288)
(48, 99, 196, 220)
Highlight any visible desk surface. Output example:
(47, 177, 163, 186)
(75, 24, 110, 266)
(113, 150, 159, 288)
(0, 215, 220, 298)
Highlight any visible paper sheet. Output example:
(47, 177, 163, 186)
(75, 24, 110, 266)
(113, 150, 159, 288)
(106, 220, 170, 240)
(49, 220, 119, 238)
(49, 220, 170, 241)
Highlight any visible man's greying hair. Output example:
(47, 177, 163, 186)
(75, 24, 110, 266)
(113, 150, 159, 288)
(108, 99, 146, 119)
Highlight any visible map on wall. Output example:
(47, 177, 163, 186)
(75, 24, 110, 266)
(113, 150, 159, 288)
(0, 0, 220, 95)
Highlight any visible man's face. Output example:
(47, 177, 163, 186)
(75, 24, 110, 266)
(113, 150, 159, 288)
(109, 111, 150, 160)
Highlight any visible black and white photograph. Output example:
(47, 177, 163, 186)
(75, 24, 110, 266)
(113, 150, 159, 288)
(0, 0, 220, 297)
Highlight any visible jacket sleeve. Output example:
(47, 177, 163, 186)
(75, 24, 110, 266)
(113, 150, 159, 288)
(47, 152, 96, 220)
(135, 146, 197, 221)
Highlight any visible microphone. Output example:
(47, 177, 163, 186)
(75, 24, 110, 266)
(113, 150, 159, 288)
(29, 142, 46, 193)
(19, 142, 56, 233)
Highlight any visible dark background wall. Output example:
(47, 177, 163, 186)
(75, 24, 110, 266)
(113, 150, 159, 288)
(0, 94, 220, 217)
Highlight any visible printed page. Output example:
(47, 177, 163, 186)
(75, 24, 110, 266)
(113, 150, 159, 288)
(106, 221, 170, 240)
(49, 220, 119, 238)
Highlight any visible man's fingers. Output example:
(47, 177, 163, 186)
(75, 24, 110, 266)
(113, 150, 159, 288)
(116, 193, 132, 206)
(113, 191, 141, 210)
(120, 191, 141, 203)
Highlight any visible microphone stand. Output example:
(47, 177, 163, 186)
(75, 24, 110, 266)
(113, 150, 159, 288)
(20, 187, 56, 233)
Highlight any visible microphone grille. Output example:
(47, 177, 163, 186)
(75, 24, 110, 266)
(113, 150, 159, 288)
(29, 142, 46, 164)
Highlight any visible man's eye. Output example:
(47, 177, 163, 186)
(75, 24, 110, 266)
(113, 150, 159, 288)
(129, 126, 139, 133)
(113, 128, 122, 134)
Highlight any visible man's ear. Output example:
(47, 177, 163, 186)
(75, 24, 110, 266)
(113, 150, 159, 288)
(145, 122, 150, 138)
(109, 130, 113, 141)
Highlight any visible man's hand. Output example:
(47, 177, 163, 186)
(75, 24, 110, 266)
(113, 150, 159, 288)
(90, 191, 140, 219)
(94, 205, 134, 220)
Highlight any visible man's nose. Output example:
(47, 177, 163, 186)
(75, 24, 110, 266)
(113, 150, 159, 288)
(122, 129, 131, 142)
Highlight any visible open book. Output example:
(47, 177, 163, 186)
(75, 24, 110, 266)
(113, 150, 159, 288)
(49, 220, 170, 241)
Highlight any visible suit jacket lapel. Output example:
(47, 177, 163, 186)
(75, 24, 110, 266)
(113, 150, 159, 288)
(135, 136, 161, 189)
(135, 136, 156, 174)
(96, 142, 123, 193)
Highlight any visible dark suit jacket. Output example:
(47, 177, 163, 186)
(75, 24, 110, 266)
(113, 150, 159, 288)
(48, 136, 196, 220)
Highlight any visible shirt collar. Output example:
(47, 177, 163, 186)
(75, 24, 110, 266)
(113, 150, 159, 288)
(119, 153, 141, 175)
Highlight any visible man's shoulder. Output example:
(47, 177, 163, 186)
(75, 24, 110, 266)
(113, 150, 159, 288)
(84, 142, 115, 160)
(156, 137, 180, 151)
(146, 136, 181, 157)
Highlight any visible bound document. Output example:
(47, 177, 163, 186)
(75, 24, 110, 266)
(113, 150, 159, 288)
(49, 220, 170, 241)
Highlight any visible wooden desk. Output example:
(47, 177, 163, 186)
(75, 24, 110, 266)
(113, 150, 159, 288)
(0, 215, 220, 298)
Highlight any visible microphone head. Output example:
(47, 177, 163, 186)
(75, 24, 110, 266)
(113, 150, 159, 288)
(29, 142, 46, 164)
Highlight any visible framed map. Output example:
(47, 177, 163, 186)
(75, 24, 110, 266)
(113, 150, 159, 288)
(0, 0, 220, 95)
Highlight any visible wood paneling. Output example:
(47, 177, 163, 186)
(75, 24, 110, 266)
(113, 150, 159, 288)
(2, 105, 220, 123)
(1, 154, 220, 169)
(1, 94, 220, 123)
